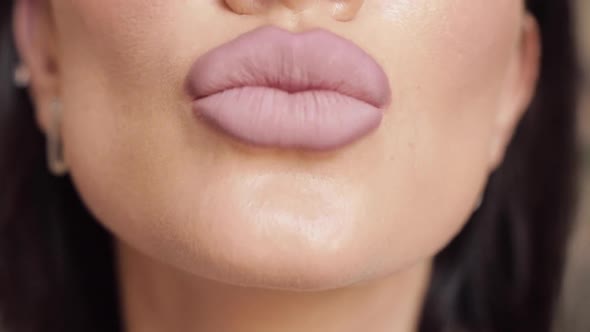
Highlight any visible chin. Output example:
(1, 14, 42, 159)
(192, 247, 373, 292)
(71, 149, 466, 293)
(168, 186, 378, 292)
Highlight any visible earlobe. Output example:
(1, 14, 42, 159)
(488, 13, 541, 171)
(12, 0, 60, 134)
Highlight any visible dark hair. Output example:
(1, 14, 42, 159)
(0, 1, 580, 332)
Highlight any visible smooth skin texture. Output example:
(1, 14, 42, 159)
(13, 0, 540, 331)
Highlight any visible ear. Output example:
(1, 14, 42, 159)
(12, 0, 60, 134)
(488, 13, 541, 171)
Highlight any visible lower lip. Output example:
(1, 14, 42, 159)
(193, 86, 383, 150)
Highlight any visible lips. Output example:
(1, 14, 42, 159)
(185, 25, 392, 150)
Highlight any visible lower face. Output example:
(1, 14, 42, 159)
(52, 0, 521, 289)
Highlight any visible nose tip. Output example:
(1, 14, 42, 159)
(223, 0, 364, 21)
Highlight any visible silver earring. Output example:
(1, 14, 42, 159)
(47, 98, 68, 176)
(13, 63, 31, 88)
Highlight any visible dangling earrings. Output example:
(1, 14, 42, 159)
(47, 98, 68, 176)
(13, 63, 31, 88)
(14, 63, 69, 176)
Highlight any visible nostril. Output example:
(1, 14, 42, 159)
(224, 0, 268, 15)
(223, 0, 363, 21)
(280, 0, 318, 12)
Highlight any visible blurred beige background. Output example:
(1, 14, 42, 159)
(553, 0, 590, 331)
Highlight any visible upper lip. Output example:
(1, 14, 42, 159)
(185, 25, 392, 109)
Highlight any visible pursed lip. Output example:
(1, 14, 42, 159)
(185, 25, 392, 109)
(183, 25, 392, 150)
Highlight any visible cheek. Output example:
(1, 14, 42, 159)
(379, 0, 519, 97)
(374, 0, 520, 182)
(54, 0, 177, 82)
(359, 0, 521, 265)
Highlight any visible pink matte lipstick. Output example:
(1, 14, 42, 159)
(186, 25, 392, 150)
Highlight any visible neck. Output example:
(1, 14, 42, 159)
(117, 242, 432, 332)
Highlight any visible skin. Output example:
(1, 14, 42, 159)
(13, 0, 540, 331)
